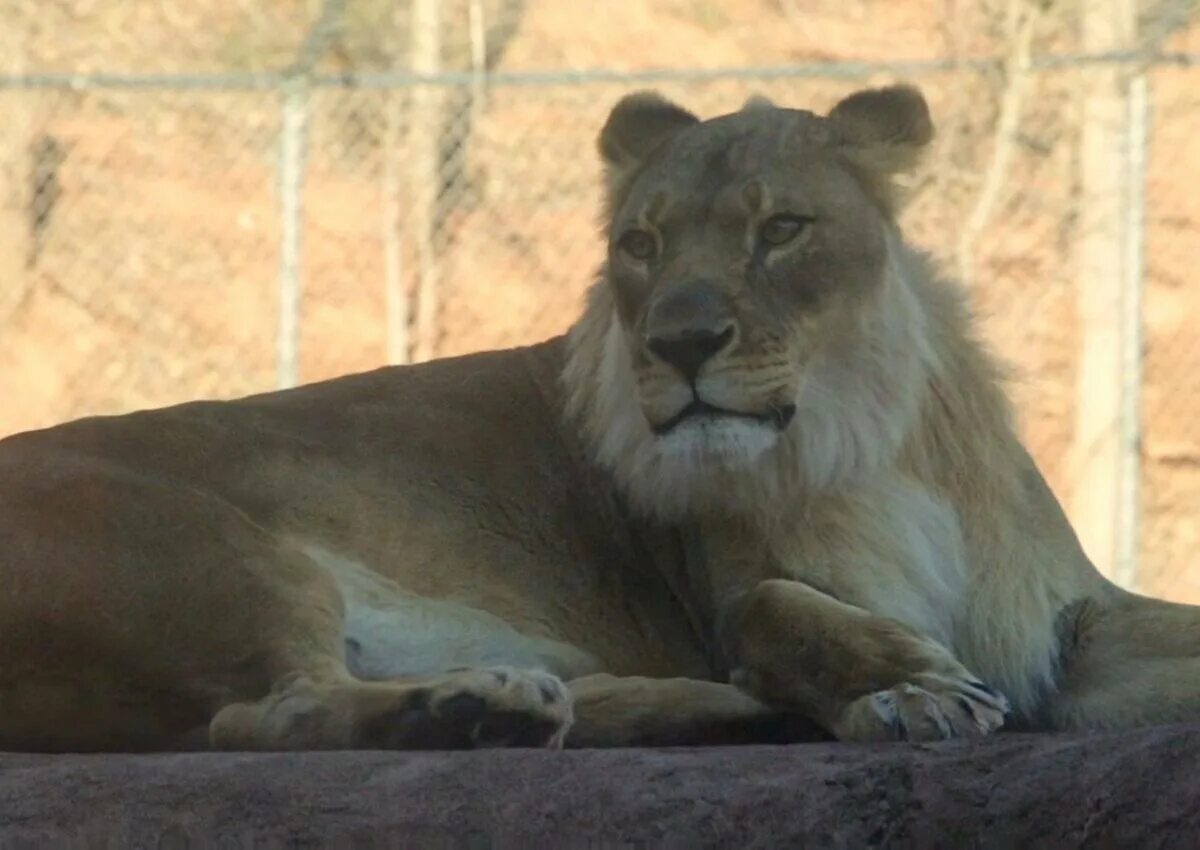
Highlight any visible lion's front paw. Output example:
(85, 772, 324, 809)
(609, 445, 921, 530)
(833, 676, 1010, 743)
(431, 667, 574, 748)
(359, 667, 574, 750)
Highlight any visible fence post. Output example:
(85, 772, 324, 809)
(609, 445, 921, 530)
(411, 0, 443, 363)
(382, 3, 409, 366)
(469, 0, 487, 113)
(276, 78, 309, 389)
(1070, 0, 1138, 585)
(274, 0, 345, 389)
(382, 100, 409, 366)
(1115, 71, 1148, 589)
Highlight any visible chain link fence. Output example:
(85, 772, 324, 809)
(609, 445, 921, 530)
(0, 0, 1198, 601)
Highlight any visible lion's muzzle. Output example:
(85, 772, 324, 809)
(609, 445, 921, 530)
(642, 280, 737, 383)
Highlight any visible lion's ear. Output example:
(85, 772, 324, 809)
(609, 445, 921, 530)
(827, 84, 933, 177)
(598, 91, 699, 196)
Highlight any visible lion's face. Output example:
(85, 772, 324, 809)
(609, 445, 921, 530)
(567, 86, 937, 517)
(605, 106, 895, 465)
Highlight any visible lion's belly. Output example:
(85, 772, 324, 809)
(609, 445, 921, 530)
(298, 542, 604, 681)
(341, 594, 602, 681)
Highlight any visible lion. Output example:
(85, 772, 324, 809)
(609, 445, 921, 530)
(1, 83, 1197, 753)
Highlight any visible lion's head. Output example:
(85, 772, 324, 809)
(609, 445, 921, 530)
(565, 85, 943, 520)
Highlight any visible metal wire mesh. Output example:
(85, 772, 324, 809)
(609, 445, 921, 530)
(0, 0, 1198, 600)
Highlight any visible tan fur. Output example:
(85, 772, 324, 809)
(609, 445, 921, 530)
(0, 85, 1197, 752)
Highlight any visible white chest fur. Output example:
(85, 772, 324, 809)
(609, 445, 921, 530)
(769, 476, 969, 649)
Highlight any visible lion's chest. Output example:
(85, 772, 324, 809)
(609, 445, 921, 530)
(770, 478, 968, 649)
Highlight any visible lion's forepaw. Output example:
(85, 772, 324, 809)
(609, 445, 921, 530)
(834, 675, 1010, 743)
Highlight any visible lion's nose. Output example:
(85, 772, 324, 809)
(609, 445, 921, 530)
(644, 282, 736, 383)
(647, 327, 735, 382)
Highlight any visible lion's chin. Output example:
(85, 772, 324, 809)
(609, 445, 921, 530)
(652, 415, 781, 469)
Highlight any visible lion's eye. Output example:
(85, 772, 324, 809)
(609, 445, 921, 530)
(758, 214, 811, 248)
(618, 229, 657, 262)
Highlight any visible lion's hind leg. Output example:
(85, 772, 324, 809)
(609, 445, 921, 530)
(0, 462, 573, 752)
(1042, 591, 1200, 731)
(199, 535, 576, 751)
